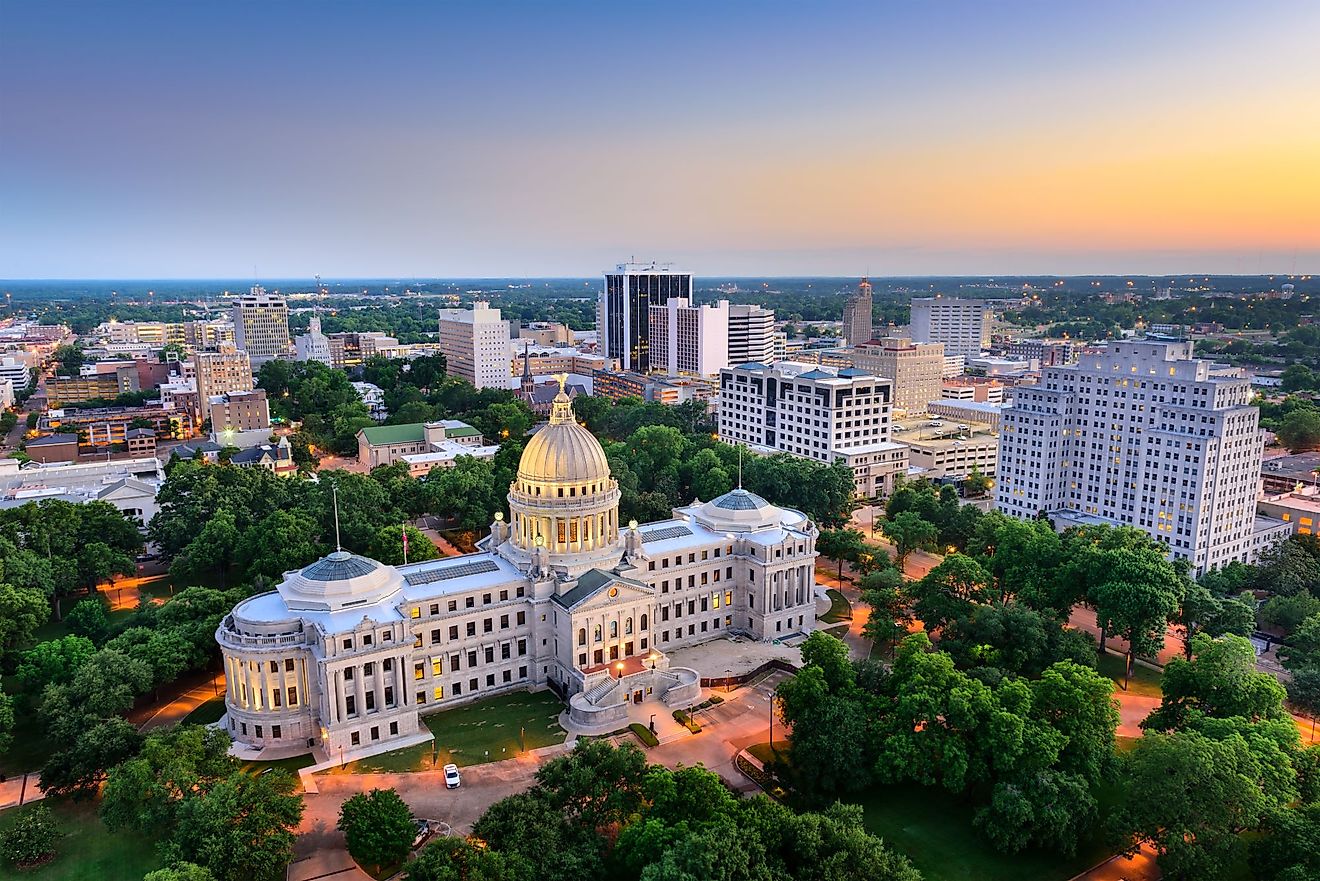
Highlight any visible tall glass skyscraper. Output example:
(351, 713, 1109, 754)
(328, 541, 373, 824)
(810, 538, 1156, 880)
(599, 262, 692, 372)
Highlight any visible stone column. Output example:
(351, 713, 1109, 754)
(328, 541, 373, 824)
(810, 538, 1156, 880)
(332, 668, 346, 723)
(353, 665, 366, 718)
(243, 660, 256, 710)
(398, 654, 408, 706)
(372, 662, 385, 715)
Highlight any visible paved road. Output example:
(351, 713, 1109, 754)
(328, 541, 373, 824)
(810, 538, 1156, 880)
(138, 672, 226, 732)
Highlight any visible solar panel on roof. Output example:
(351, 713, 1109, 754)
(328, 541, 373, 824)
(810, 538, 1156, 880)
(640, 525, 693, 542)
(404, 559, 499, 585)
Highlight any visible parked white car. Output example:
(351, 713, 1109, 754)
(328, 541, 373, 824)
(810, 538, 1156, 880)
(443, 763, 461, 789)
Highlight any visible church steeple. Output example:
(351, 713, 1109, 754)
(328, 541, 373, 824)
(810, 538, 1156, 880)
(520, 341, 534, 396)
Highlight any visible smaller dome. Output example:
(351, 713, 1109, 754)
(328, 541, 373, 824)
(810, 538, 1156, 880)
(279, 550, 404, 612)
(696, 488, 782, 529)
(711, 488, 771, 511)
(516, 378, 612, 485)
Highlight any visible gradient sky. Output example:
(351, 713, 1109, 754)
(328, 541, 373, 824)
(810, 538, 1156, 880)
(2, 0, 1318, 278)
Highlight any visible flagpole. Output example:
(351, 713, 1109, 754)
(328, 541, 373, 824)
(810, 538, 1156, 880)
(402, 523, 409, 566)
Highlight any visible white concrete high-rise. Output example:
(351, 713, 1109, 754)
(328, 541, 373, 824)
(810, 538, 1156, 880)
(437, 302, 512, 390)
(648, 297, 730, 378)
(718, 362, 907, 497)
(231, 285, 291, 361)
(294, 315, 333, 366)
(995, 337, 1290, 574)
(727, 304, 777, 365)
(598, 262, 693, 372)
(910, 297, 989, 359)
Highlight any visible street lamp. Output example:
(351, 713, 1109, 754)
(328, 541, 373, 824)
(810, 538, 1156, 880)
(649, 713, 656, 735)
(615, 662, 624, 680)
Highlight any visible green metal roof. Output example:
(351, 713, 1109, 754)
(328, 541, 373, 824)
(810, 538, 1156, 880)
(358, 423, 426, 445)
(444, 425, 480, 438)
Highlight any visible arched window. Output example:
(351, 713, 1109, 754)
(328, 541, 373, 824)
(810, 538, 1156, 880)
(624, 617, 633, 635)
(578, 628, 586, 646)
(640, 614, 648, 631)
(609, 620, 618, 639)
(594, 625, 602, 643)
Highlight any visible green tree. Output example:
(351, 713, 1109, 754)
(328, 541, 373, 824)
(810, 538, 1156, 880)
(882, 511, 937, 567)
(14, 634, 97, 697)
(101, 724, 238, 835)
(1249, 802, 1320, 881)
(0, 676, 13, 756)
(64, 596, 110, 643)
(166, 770, 305, 881)
(532, 740, 649, 832)
(171, 508, 241, 586)
(237, 510, 323, 581)
(144, 864, 218, 881)
(406, 836, 531, 881)
(1088, 545, 1182, 689)
(1277, 407, 1320, 452)
(470, 791, 602, 881)
(858, 568, 910, 646)
(368, 523, 440, 566)
(0, 582, 49, 660)
(76, 540, 136, 592)
(1, 802, 60, 867)
(1280, 364, 1318, 393)
(1144, 634, 1288, 731)
(423, 457, 503, 532)
(905, 552, 993, 629)
(1112, 731, 1273, 881)
(338, 788, 417, 873)
(816, 527, 866, 583)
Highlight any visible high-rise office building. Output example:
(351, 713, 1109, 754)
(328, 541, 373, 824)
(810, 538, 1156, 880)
(194, 343, 254, 404)
(648, 297, 729, 378)
(842, 277, 874, 346)
(294, 315, 333, 366)
(727, 304, 777, 365)
(437, 301, 511, 389)
(231, 285, 291, 361)
(599, 262, 693, 372)
(850, 336, 945, 415)
(995, 337, 1290, 574)
(910, 297, 990, 359)
(718, 362, 907, 497)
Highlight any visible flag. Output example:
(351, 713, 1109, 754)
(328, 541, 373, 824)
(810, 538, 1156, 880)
(402, 526, 409, 555)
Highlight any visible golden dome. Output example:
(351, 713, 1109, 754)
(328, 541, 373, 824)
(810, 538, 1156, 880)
(516, 379, 612, 486)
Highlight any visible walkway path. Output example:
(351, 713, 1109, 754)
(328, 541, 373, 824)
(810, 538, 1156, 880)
(137, 672, 225, 732)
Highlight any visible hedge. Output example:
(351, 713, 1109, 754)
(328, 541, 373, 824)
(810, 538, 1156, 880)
(628, 723, 659, 747)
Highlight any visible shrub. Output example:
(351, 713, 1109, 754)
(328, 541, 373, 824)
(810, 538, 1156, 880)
(672, 710, 702, 734)
(337, 788, 415, 872)
(628, 723, 658, 747)
(709, 695, 724, 705)
(2, 802, 60, 867)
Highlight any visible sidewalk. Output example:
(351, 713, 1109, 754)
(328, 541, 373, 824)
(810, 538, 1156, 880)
(138, 672, 225, 732)
(0, 774, 46, 811)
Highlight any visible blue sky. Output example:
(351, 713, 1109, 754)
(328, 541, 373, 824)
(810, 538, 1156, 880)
(2, 1, 1317, 278)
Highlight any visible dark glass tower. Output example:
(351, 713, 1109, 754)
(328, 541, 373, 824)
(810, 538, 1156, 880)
(600, 262, 692, 372)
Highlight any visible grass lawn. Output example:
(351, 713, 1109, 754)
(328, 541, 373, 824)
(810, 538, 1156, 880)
(239, 754, 316, 777)
(854, 784, 1114, 881)
(747, 740, 792, 768)
(0, 797, 162, 881)
(339, 690, 566, 773)
(820, 589, 852, 623)
(1096, 651, 1164, 698)
(0, 692, 51, 777)
(181, 696, 227, 726)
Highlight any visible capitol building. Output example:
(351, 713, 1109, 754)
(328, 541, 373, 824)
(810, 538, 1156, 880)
(217, 385, 821, 760)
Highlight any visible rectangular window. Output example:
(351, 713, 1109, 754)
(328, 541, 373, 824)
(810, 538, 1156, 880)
(500, 614, 509, 629)
(284, 659, 295, 672)
(516, 611, 526, 626)
(272, 689, 282, 707)
(486, 674, 495, 687)
(390, 721, 399, 736)
(256, 725, 263, 738)
(485, 647, 494, 664)
(370, 726, 379, 741)
(430, 603, 439, 615)
(351, 732, 360, 746)
(518, 639, 527, 655)
(434, 685, 445, 700)
(269, 660, 278, 673)
(410, 607, 421, 619)
(417, 690, 427, 704)
(449, 625, 459, 640)
(414, 663, 425, 680)
(483, 618, 493, 633)
(466, 622, 476, 636)
(432, 660, 442, 677)
(453, 682, 462, 696)
(430, 629, 442, 645)
(501, 644, 511, 660)
(346, 695, 357, 715)
(287, 686, 297, 706)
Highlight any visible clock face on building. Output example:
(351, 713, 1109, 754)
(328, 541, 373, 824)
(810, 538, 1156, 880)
(608, 587, 618, 598)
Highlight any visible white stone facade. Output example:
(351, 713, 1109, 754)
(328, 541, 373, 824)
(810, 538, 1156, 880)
(437, 302, 512, 390)
(995, 337, 1285, 574)
(218, 386, 819, 760)
(717, 361, 906, 497)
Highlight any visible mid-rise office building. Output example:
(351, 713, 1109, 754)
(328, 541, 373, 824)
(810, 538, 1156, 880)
(231, 285, 291, 361)
(194, 344, 254, 405)
(849, 336, 944, 415)
(995, 337, 1290, 573)
(910, 297, 990, 359)
(1007, 338, 1082, 368)
(328, 332, 400, 369)
(841, 278, 874, 346)
(0, 357, 32, 392)
(718, 362, 907, 497)
(207, 389, 272, 434)
(648, 297, 729, 378)
(437, 302, 511, 390)
(599, 263, 692, 372)
(728, 304, 777, 365)
(46, 364, 140, 407)
(294, 315, 333, 366)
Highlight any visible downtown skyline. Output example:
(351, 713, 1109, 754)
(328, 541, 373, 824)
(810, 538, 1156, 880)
(2, 0, 1318, 279)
